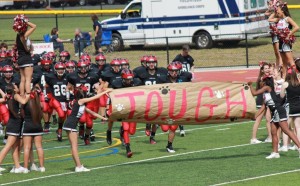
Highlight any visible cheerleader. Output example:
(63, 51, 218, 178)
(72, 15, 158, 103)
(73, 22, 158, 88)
(63, 85, 111, 172)
(13, 15, 36, 96)
(0, 84, 30, 174)
(22, 85, 45, 173)
(249, 77, 300, 159)
(280, 60, 300, 151)
(268, 1, 299, 73)
(250, 62, 272, 144)
(265, 0, 283, 67)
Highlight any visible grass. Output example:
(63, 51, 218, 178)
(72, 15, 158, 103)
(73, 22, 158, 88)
(1, 10, 300, 69)
(1, 119, 300, 185)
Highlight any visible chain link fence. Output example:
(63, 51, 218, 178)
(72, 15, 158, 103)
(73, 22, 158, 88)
(1, 32, 299, 69)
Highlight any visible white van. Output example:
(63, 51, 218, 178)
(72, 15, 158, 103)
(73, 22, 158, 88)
(0, 1, 13, 9)
(101, 0, 270, 51)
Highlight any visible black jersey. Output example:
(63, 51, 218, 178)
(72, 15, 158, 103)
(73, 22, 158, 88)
(101, 70, 122, 87)
(45, 73, 68, 102)
(67, 72, 99, 95)
(173, 54, 194, 72)
(166, 72, 192, 83)
(133, 65, 147, 79)
(111, 78, 142, 89)
(137, 67, 168, 85)
(95, 64, 111, 77)
(33, 66, 53, 89)
(0, 76, 20, 92)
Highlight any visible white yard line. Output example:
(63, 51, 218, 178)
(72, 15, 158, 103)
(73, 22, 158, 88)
(211, 169, 300, 186)
(216, 128, 230, 131)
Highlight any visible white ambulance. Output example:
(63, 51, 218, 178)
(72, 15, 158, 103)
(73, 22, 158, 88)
(101, 0, 270, 50)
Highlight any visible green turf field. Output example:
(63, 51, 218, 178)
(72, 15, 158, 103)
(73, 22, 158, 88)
(1, 119, 300, 185)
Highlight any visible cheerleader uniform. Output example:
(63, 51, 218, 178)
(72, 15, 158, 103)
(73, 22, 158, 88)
(16, 34, 33, 68)
(276, 17, 292, 52)
(275, 79, 289, 116)
(22, 102, 43, 136)
(63, 101, 85, 132)
(270, 22, 279, 44)
(263, 90, 287, 123)
(5, 99, 23, 136)
(256, 94, 264, 108)
(286, 84, 300, 117)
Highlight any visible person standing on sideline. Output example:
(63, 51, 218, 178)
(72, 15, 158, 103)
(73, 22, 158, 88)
(172, 45, 195, 137)
(91, 14, 103, 55)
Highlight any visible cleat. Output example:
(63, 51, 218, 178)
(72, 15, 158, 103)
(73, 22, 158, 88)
(75, 165, 90, 172)
(266, 152, 280, 159)
(145, 124, 151, 136)
(84, 135, 90, 145)
(180, 130, 185, 137)
(90, 129, 95, 141)
(166, 146, 175, 153)
(106, 130, 112, 145)
(56, 129, 62, 142)
(30, 163, 38, 171)
(125, 144, 133, 158)
(43, 123, 50, 133)
(150, 137, 156, 144)
(250, 139, 262, 144)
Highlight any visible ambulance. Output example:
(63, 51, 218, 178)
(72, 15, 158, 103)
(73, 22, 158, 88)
(101, 0, 270, 50)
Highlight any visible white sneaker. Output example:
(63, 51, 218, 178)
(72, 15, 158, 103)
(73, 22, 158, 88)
(250, 139, 262, 144)
(180, 130, 185, 137)
(279, 146, 288, 152)
(2, 139, 6, 144)
(289, 145, 298, 151)
(75, 165, 90, 173)
(75, 53, 79, 57)
(266, 152, 280, 159)
(264, 138, 272, 143)
(10, 167, 15, 173)
(37, 167, 45, 172)
(166, 146, 176, 153)
(23, 168, 30, 174)
(30, 163, 38, 171)
(0, 167, 5, 172)
(14, 167, 25, 173)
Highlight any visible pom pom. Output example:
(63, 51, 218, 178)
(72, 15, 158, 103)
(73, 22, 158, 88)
(12, 14, 29, 33)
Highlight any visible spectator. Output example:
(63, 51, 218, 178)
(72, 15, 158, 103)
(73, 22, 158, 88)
(0, 43, 8, 51)
(50, 28, 70, 53)
(91, 14, 103, 55)
(73, 28, 92, 57)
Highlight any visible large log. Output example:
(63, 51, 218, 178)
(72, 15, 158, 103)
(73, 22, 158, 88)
(109, 82, 256, 125)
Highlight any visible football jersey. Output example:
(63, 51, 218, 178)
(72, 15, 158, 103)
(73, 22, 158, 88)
(101, 70, 122, 87)
(138, 67, 168, 85)
(111, 78, 142, 89)
(66, 72, 99, 95)
(0, 76, 20, 92)
(45, 73, 68, 102)
(173, 54, 194, 72)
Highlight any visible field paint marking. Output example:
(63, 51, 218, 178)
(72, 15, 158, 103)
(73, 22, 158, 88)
(0, 142, 255, 186)
(211, 169, 300, 186)
(216, 128, 230, 131)
(258, 127, 266, 130)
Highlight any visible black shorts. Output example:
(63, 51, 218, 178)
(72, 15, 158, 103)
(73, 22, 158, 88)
(256, 94, 263, 108)
(289, 104, 300, 117)
(279, 39, 292, 52)
(22, 118, 43, 136)
(17, 54, 33, 68)
(6, 118, 23, 137)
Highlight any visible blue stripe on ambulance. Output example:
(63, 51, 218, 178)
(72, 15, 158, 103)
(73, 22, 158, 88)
(225, 0, 240, 14)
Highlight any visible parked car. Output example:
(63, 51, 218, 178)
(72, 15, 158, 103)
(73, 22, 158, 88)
(0, 1, 14, 10)
(13, 0, 45, 9)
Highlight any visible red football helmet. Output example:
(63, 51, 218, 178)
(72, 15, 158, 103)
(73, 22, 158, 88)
(167, 61, 182, 77)
(41, 55, 53, 66)
(6, 50, 14, 58)
(140, 55, 148, 66)
(121, 69, 134, 86)
(146, 55, 157, 69)
(2, 65, 13, 79)
(54, 62, 66, 77)
(0, 50, 7, 58)
(110, 58, 121, 73)
(65, 60, 76, 73)
(95, 54, 106, 66)
(120, 58, 130, 69)
(80, 53, 91, 61)
(46, 51, 56, 62)
(77, 59, 88, 75)
(59, 50, 70, 61)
